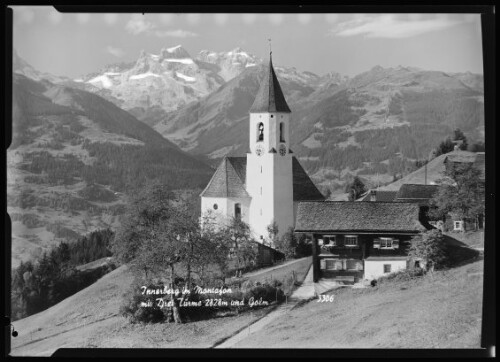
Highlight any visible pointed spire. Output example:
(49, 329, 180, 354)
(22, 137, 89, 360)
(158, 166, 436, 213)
(249, 49, 291, 113)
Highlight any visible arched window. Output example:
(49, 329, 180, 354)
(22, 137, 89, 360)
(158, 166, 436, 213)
(257, 122, 264, 142)
(234, 203, 241, 220)
(279, 122, 285, 142)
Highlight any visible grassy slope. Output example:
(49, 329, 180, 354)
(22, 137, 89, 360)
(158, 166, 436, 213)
(378, 152, 449, 191)
(10, 258, 312, 355)
(232, 258, 483, 348)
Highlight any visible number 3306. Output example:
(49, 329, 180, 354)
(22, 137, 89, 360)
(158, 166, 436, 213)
(317, 295, 334, 302)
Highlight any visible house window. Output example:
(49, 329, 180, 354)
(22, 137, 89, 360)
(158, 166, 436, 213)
(257, 122, 264, 141)
(325, 259, 336, 270)
(213, 203, 218, 210)
(323, 235, 336, 246)
(279, 122, 285, 142)
(234, 203, 241, 220)
(380, 237, 393, 249)
(454, 221, 463, 231)
(346, 259, 359, 270)
(344, 235, 358, 247)
(383, 264, 391, 273)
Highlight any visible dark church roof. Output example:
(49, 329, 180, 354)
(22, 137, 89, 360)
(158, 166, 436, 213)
(200, 156, 325, 201)
(295, 201, 427, 233)
(291, 158, 325, 201)
(249, 55, 291, 113)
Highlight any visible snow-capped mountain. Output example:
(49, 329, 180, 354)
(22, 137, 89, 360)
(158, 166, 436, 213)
(73, 45, 325, 125)
(197, 47, 262, 81)
(77, 45, 226, 115)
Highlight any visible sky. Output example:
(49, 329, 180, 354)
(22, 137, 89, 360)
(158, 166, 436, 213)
(11, 7, 484, 79)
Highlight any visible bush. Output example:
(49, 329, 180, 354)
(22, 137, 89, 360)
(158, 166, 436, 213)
(120, 281, 166, 324)
(376, 268, 425, 285)
(243, 283, 285, 304)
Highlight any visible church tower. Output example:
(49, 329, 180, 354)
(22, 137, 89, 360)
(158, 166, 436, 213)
(246, 52, 294, 243)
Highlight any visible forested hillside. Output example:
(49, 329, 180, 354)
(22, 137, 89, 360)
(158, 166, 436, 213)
(8, 74, 213, 268)
(155, 65, 484, 194)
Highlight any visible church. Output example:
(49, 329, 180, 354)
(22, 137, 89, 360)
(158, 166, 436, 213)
(200, 52, 325, 244)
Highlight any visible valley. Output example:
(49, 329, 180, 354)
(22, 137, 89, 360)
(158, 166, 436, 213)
(10, 46, 484, 267)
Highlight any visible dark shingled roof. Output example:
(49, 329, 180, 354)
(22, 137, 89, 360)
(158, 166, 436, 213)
(200, 156, 325, 201)
(394, 184, 439, 203)
(200, 157, 250, 198)
(249, 55, 291, 113)
(357, 190, 398, 202)
(295, 201, 427, 233)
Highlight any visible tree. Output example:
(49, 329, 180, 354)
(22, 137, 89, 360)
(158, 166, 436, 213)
(435, 137, 454, 156)
(112, 182, 191, 323)
(275, 227, 297, 259)
(408, 229, 447, 273)
(429, 162, 484, 230)
(223, 218, 258, 274)
(267, 221, 279, 248)
(453, 128, 468, 150)
(435, 129, 469, 156)
(345, 176, 367, 201)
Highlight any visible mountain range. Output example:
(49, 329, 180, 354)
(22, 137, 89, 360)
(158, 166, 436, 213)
(8, 71, 213, 268)
(10, 47, 485, 266)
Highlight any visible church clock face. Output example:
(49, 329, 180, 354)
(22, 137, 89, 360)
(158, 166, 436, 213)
(278, 144, 287, 156)
(255, 144, 265, 156)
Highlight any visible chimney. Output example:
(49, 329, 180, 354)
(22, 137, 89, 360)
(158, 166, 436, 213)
(370, 190, 376, 202)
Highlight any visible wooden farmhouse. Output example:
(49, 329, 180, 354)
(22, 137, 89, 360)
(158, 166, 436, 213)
(294, 201, 431, 283)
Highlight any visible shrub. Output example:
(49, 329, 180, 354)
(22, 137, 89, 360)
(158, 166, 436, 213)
(119, 281, 166, 324)
(376, 268, 425, 285)
(243, 284, 285, 304)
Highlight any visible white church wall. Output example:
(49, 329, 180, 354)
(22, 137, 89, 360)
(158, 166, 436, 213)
(201, 197, 230, 229)
(227, 197, 251, 224)
(272, 153, 294, 238)
(201, 196, 251, 230)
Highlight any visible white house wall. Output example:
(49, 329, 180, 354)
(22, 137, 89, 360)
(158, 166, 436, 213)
(364, 260, 408, 280)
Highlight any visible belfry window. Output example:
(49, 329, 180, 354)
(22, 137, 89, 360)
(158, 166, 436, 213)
(279, 122, 285, 142)
(257, 122, 264, 142)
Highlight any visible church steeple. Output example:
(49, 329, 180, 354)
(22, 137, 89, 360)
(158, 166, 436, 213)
(249, 52, 291, 113)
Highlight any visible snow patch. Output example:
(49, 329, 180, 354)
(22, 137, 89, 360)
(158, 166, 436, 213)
(164, 58, 194, 65)
(104, 72, 121, 76)
(245, 63, 256, 68)
(87, 75, 113, 88)
(129, 72, 161, 80)
(175, 72, 196, 82)
(74, 79, 84, 82)
(149, 54, 159, 60)
(167, 45, 182, 52)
